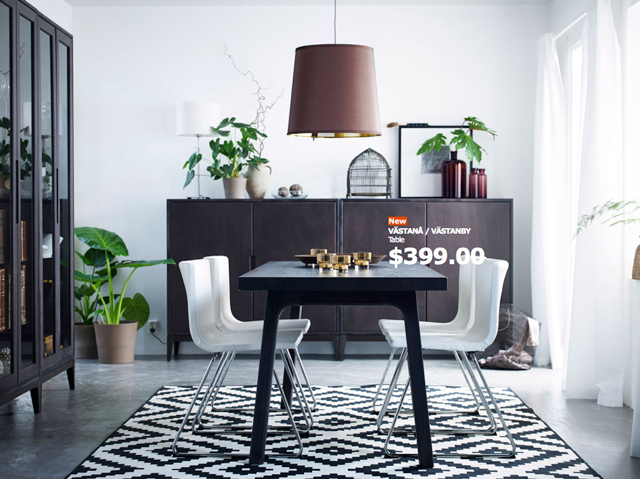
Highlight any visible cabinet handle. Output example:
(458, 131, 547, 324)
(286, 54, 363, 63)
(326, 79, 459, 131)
(14, 160, 19, 224)
(56, 169, 59, 224)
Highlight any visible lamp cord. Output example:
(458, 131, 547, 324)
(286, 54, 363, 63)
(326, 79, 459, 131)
(334, 0, 337, 44)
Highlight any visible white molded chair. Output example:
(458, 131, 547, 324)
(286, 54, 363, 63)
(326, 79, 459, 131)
(373, 262, 480, 416)
(380, 258, 516, 458)
(172, 259, 309, 458)
(205, 255, 317, 411)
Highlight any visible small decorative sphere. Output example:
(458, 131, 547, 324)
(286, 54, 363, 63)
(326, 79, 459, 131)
(278, 186, 289, 197)
(289, 184, 304, 197)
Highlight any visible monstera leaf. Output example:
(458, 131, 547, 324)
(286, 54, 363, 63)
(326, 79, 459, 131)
(121, 293, 150, 330)
(75, 227, 129, 256)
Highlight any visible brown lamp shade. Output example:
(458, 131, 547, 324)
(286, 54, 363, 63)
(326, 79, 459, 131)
(287, 44, 381, 138)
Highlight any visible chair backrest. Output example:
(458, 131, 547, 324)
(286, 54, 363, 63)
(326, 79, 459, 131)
(178, 259, 221, 349)
(465, 258, 509, 351)
(448, 261, 477, 332)
(205, 255, 244, 333)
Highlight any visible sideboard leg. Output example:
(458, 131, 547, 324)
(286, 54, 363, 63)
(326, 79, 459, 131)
(30, 384, 42, 414)
(66, 366, 75, 390)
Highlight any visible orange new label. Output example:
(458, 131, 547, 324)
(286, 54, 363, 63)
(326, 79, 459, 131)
(388, 216, 408, 225)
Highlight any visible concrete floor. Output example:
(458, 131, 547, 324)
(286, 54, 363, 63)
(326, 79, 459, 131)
(0, 356, 638, 479)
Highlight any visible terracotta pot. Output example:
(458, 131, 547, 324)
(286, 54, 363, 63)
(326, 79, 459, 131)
(245, 165, 272, 199)
(222, 177, 247, 199)
(94, 321, 138, 364)
(75, 323, 98, 359)
(633, 244, 640, 280)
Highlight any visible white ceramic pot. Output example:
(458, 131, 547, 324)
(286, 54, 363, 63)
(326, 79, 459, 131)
(222, 177, 247, 199)
(245, 165, 272, 199)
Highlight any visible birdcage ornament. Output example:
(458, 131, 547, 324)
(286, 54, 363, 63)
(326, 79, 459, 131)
(346, 148, 392, 198)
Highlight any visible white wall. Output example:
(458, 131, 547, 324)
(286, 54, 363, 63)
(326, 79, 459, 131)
(28, 0, 72, 33)
(72, 3, 548, 354)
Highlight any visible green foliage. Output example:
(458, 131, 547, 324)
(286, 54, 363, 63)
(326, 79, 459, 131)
(74, 227, 176, 329)
(0, 117, 34, 180)
(416, 117, 497, 163)
(576, 200, 640, 236)
(74, 248, 119, 326)
(183, 117, 269, 187)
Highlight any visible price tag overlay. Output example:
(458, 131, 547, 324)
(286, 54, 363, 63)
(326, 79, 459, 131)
(387, 216, 484, 268)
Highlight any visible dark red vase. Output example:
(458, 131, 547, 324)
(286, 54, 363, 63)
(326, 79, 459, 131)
(478, 168, 487, 198)
(442, 151, 466, 198)
(469, 168, 479, 198)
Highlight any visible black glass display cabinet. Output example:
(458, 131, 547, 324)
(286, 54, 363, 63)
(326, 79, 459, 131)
(0, 0, 74, 413)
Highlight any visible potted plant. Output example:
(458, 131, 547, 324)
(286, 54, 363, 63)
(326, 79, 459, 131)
(182, 117, 268, 199)
(417, 117, 496, 198)
(74, 227, 175, 364)
(577, 200, 640, 279)
(74, 246, 119, 359)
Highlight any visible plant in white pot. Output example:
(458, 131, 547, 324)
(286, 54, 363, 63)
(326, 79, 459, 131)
(74, 227, 175, 364)
(182, 118, 268, 199)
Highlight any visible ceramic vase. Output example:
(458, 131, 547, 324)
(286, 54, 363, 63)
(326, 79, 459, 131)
(245, 165, 272, 199)
(222, 177, 247, 199)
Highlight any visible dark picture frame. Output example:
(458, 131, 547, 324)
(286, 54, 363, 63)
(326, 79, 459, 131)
(398, 124, 472, 198)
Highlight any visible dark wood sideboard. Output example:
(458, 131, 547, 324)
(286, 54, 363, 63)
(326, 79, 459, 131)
(166, 198, 513, 360)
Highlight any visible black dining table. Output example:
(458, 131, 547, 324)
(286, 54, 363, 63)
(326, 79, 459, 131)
(238, 260, 447, 468)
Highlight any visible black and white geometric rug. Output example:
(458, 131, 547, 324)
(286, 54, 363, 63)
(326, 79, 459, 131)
(67, 385, 602, 478)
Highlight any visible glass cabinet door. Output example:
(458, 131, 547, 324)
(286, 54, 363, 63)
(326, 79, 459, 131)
(58, 36, 71, 351)
(19, 10, 36, 372)
(39, 26, 55, 361)
(0, 0, 13, 382)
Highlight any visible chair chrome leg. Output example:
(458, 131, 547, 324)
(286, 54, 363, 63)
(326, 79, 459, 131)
(193, 352, 233, 430)
(294, 348, 317, 412)
(282, 349, 313, 432)
(382, 352, 517, 458)
(173, 356, 304, 458)
(376, 348, 408, 431)
(372, 347, 397, 413)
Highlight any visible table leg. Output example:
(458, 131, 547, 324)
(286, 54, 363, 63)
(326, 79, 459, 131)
(250, 291, 282, 464)
(392, 291, 434, 469)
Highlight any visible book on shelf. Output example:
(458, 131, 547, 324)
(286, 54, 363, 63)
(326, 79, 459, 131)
(20, 221, 27, 262)
(44, 334, 53, 358)
(20, 265, 26, 326)
(0, 209, 5, 264)
(0, 269, 5, 332)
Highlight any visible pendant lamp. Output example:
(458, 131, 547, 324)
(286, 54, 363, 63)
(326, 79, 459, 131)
(287, 2, 381, 138)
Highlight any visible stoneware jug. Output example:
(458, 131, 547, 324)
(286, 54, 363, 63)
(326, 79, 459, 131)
(222, 177, 247, 199)
(245, 164, 272, 199)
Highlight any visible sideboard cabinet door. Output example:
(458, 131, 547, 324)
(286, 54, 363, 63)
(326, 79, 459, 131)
(341, 201, 427, 333)
(253, 201, 338, 334)
(426, 200, 512, 323)
(167, 202, 253, 337)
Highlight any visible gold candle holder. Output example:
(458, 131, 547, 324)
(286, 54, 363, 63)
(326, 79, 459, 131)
(316, 253, 333, 270)
(353, 252, 372, 268)
(311, 248, 328, 255)
(331, 254, 351, 273)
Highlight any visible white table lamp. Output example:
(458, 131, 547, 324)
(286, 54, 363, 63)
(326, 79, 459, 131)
(177, 101, 220, 198)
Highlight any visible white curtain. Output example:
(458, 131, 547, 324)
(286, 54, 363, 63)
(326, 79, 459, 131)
(530, 34, 570, 370)
(564, 0, 627, 407)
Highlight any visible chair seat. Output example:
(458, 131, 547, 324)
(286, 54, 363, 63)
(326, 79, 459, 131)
(223, 318, 311, 334)
(380, 327, 490, 353)
(379, 318, 466, 335)
(197, 329, 303, 354)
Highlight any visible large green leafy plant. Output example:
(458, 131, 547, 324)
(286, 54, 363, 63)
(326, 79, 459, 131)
(576, 200, 640, 236)
(417, 117, 497, 163)
(183, 117, 268, 188)
(74, 247, 119, 325)
(74, 227, 175, 329)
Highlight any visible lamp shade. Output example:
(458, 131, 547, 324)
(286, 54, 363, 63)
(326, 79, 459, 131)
(287, 44, 381, 138)
(176, 101, 220, 137)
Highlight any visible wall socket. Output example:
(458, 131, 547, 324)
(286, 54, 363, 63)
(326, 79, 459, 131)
(147, 319, 159, 334)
